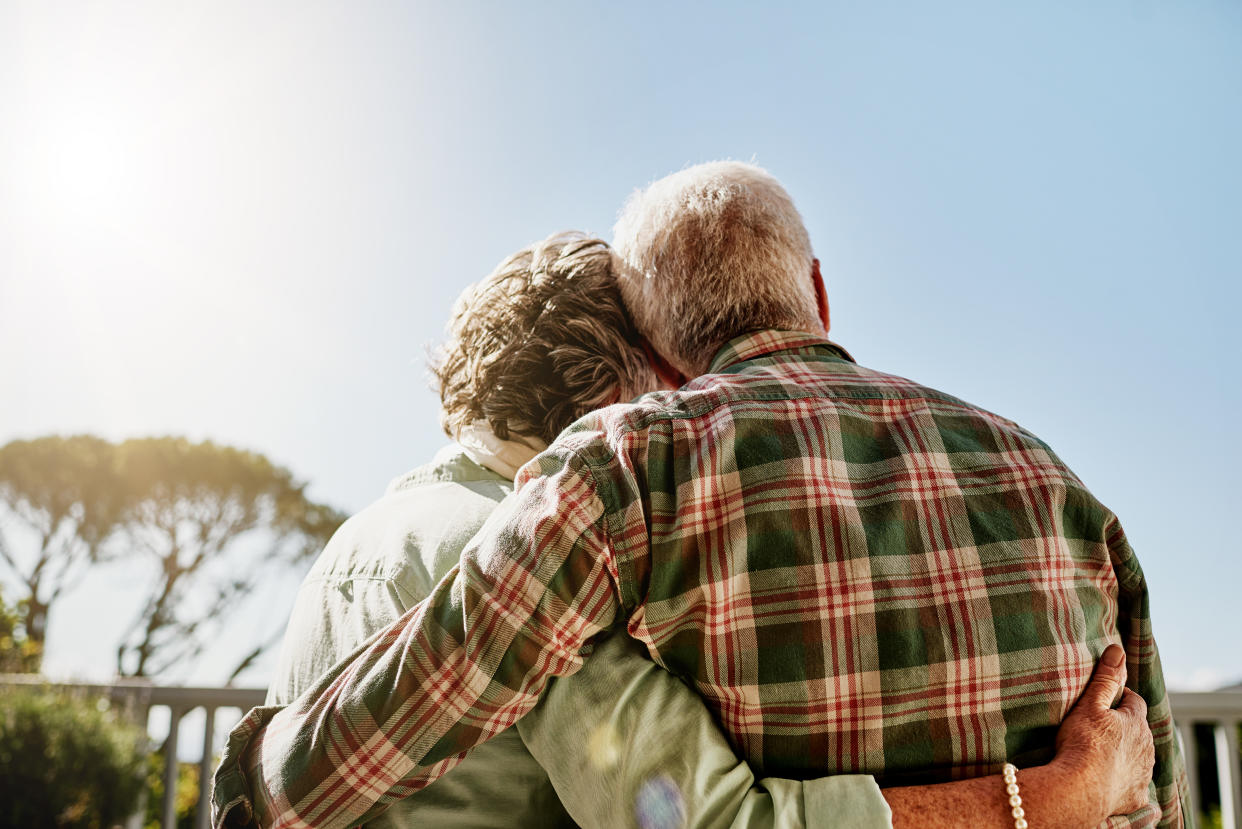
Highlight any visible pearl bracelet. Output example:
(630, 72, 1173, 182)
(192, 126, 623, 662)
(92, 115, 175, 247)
(1002, 763, 1027, 829)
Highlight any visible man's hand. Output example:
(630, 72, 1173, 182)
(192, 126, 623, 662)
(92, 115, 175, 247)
(884, 645, 1156, 829)
(1053, 644, 1156, 820)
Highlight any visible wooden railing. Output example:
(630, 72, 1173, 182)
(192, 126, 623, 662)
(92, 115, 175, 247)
(2, 677, 1239, 828)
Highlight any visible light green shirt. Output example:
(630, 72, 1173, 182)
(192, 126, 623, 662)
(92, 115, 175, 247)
(267, 445, 892, 828)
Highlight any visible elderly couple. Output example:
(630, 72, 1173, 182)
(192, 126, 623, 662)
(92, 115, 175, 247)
(214, 163, 1188, 828)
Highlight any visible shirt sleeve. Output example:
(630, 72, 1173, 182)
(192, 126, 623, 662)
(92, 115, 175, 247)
(213, 446, 622, 829)
(1106, 517, 1190, 828)
(517, 630, 893, 829)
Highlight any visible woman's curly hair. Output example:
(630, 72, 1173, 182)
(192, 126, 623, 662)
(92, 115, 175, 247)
(431, 231, 658, 445)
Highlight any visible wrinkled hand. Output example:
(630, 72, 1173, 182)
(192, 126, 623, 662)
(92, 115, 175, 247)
(1054, 644, 1155, 819)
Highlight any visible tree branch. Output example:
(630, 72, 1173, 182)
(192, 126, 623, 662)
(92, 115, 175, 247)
(226, 626, 286, 685)
(0, 528, 20, 575)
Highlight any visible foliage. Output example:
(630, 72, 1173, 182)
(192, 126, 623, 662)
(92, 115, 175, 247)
(143, 751, 200, 829)
(0, 686, 146, 828)
(0, 585, 40, 672)
(0, 435, 128, 669)
(0, 434, 346, 681)
(111, 437, 345, 677)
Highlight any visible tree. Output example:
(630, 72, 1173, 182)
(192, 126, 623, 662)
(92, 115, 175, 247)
(0, 435, 345, 681)
(111, 437, 345, 678)
(0, 436, 128, 670)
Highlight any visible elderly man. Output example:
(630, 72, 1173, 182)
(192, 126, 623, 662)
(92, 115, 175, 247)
(215, 165, 1182, 828)
(263, 231, 902, 827)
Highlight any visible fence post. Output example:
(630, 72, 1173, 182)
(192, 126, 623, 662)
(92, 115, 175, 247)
(197, 706, 217, 829)
(1216, 720, 1241, 829)
(1177, 722, 1201, 821)
(119, 682, 154, 829)
(163, 706, 186, 829)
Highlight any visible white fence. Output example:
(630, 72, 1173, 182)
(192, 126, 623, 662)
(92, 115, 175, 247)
(1173, 690, 1242, 828)
(2, 676, 1240, 828)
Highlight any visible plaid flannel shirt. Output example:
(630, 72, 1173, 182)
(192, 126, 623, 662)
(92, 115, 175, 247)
(214, 329, 1187, 828)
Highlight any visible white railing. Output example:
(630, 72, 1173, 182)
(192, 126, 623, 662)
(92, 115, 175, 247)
(1170, 690, 1242, 829)
(2, 677, 1239, 828)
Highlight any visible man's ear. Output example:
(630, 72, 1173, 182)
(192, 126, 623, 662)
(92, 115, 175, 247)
(640, 337, 687, 390)
(812, 258, 830, 333)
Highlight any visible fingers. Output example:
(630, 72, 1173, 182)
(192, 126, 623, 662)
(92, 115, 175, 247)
(1118, 688, 1156, 783)
(1117, 687, 1148, 721)
(1077, 644, 1128, 710)
(1114, 688, 1155, 814)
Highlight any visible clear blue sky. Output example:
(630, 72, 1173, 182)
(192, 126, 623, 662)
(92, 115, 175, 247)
(1, 1, 1238, 688)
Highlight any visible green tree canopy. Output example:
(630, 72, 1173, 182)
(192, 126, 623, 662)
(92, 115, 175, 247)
(0, 436, 128, 669)
(110, 437, 345, 678)
(0, 435, 345, 680)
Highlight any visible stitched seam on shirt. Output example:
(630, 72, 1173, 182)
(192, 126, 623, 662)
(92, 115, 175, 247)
(390, 580, 420, 612)
(559, 444, 634, 614)
(621, 388, 1009, 442)
(298, 574, 412, 586)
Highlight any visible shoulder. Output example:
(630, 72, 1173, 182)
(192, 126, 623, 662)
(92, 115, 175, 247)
(305, 458, 513, 587)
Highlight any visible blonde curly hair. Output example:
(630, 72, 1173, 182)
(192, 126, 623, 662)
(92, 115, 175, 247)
(431, 231, 658, 445)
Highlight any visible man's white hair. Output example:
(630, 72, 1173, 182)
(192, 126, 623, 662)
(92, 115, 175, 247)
(612, 161, 823, 377)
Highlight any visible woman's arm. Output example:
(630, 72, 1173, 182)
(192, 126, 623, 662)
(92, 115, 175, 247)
(884, 644, 1154, 829)
(520, 640, 1152, 829)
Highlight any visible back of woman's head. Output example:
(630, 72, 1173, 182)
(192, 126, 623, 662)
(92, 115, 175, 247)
(432, 231, 658, 445)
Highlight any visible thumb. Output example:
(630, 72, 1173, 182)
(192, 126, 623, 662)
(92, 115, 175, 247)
(1077, 644, 1128, 710)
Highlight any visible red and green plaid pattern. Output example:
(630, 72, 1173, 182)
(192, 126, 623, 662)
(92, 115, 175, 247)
(213, 329, 1186, 828)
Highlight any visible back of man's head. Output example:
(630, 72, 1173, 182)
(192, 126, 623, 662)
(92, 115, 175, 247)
(613, 161, 823, 377)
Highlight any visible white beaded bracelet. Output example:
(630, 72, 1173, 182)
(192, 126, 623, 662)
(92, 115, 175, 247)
(1002, 763, 1027, 829)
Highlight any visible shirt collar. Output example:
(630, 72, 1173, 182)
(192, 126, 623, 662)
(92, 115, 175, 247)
(454, 422, 546, 481)
(388, 444, 510, 493)
(707, 329, 856, 373)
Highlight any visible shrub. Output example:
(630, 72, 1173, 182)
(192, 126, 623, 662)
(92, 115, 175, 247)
(0, 686, 146, 828)
(0, 586, 40, 673)
(143, 751, 200, 829)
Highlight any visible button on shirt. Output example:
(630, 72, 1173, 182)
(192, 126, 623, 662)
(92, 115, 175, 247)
(214, 329, 1187, 829)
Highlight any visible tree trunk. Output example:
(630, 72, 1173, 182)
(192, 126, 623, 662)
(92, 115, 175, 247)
(24, 595, 47, 672)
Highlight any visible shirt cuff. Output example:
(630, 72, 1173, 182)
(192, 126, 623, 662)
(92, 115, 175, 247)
(802, 775, 893, 829)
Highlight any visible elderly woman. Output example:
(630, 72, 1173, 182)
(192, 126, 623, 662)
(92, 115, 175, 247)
(255, 233, 1150, 829)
